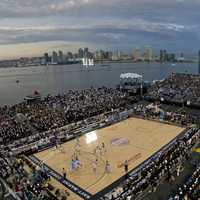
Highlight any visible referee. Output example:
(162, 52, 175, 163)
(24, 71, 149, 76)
(124, 160, 129, 175)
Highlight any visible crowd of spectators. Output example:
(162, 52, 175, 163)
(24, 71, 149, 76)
(148, 73, 200, 105)
(0, 87, 132, 145)
(0, 79, 199, 200)
(132, 103, 197, 126)
(1, 108, 198, 200)
(169, 164, 200, 200)
(0, 151, 58, 200)
(103, 128, 199, 200)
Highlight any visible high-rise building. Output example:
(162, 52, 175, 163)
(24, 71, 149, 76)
(108, 51, 113, 60)
(133, 48, 141, 61)
(198, 50, 200, 74)
(160, 50, 164, 62)
(100, 50, 107, 60)
(112, 50, 121, 61)
(94, 51, 100, 60)
(167, 53, 176, 62)
(163, 50, 168, 62)
(94, 50, 111, 60)
(104, 51, 110, 60)
(160, 49, 168, 62)
(100, 50, 105, 60)
(88, 52, 93, 59)
(144, 47, 152, 61)
(58, 50, 64, 64)
(83, 47, 89, 57)
(52, 51, 58, 64)
(67, 52, 73, 59)
(180, 53, 184, 58)
(44, 53, 50, 65)
(78, 48, 84, 58)
(177, 52, 185, 62)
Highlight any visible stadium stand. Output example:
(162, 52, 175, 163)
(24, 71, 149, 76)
(147, 73, 200, 107)
(0, 80, 199, 200)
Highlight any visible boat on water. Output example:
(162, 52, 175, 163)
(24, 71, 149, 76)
(24, 90, 41, 102)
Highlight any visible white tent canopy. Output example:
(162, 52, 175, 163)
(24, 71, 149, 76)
(120, 73, 142, 80)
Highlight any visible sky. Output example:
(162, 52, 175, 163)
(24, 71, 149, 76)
(0, 0, 200, 59)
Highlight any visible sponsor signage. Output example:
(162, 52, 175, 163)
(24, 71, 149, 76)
(28, 155, 92, 199)
(110, 138, 129, 146)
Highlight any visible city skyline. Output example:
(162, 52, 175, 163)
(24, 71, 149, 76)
(0, 0, 200, 58)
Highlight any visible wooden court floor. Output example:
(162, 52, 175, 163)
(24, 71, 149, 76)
(35, 117, 184, 199)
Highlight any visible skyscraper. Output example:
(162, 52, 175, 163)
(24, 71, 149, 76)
(163, 50, 168, 62)
(167, 53, 176, 62)
(52, 51, 58, 64)
(160, 50, 164, 62)
(83, 47, 89, 58)
(198, 50, 200, 74)
(44, 53, 50, 65)
(144, 47, 152, 61)
(67, 52, 73, 59)
(99, 50, 105, 60)
(58, 50, 64, 64)
(160, 49, 168, 62)
(108, 51, 113, 60)
(112, 50, 121, 60)
(133, 48, 141, 61)
(78, 48, 84, 58)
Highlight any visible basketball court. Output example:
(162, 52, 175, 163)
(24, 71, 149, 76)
(34, 117, 184, 199)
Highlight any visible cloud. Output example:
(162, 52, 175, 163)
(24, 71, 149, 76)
(0, 0, 199, 18)
(49, 0, 94, 12)
(0, 22, 197, 58)
(0, 0, 200, 58)
(0, 17, 198, 53)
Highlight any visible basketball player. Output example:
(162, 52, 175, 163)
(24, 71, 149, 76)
(98, 145, 103, 156)
(62, 168, 67, 179)
(124, 160, 128, 173)
(74, 137, 81, 155)
(52, 137, 57, 149)
(55, 138, 61, 149)
(76, 137, 80, 146)
(92, 160, 97, 174)
(59, 145, 65, 153)
(70, 158, 75, 171)
(95, 158, 98, 165)
(75, 156, 82, 169)
(94, 145, 99, 157)
(101, 142, 106, 153)
(98, 144, 103, 156)
(105, 160, 111, 173)
(72, 151, 77, 160)
(53, 131, 59, 149)
(93, 147, 97, 155)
